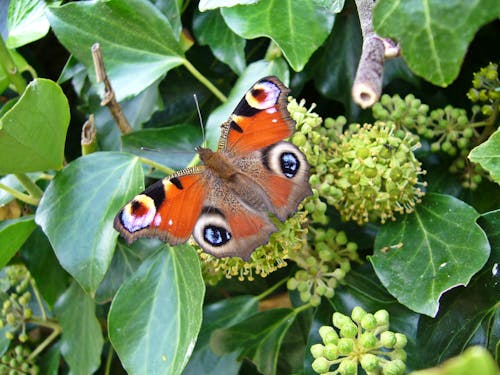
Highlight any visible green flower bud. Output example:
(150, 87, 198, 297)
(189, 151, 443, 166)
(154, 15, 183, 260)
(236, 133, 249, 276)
(310, 294, 322, 307)
(324, 343, 338, 361)
(340, 322, 358, 338)
(382, 359, 406, 375)
(337, 338, 354, 355)
(394, 333, 408, 349)
(319, 326, 339, 345)
(332, 312, 350, 328)
(374, 309, 389, 326)
(360, 332, 377, 349)
(361, 313, 377, 330)
(311, 357, 330, 374)
(310, 343, 325, 358)
(360, 353, 380, 372)
(391, 348, 407, 361)
(287, 278, 298, 290)
(351, 306, 366, 323)
(338, 359, 357, 375)
(380, 331, 396, 348)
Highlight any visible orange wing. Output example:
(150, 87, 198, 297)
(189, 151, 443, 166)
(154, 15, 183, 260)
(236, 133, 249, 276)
(219, 76, 295, 154)
(114, 168, 206, 245)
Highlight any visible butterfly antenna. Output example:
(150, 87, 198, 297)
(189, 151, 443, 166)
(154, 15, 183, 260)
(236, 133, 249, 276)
(193, 93, 206, 147)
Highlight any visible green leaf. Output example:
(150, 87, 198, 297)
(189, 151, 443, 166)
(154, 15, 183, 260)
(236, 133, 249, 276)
(35, 152, 144, 294)
(21, 228, 69, 307)
(469, 127, 500, 185)
(108, 245, 205, 375)
(47, 0, 185, 101)
(0, 49, 31, 93)
(0, 78, 70, 174)
(193, 9, 246, 74)
(409, 346, 500, 375)
(54, 282, 104, 375)
(185, 295, 259, 375)
(205, 59, 289, 148)
(121, 124, 202, 170)
(150, 0, 183, 38)
(38, 343, 62, 375)
(373, 0, 500, 87)
(221, 0, 335, 71)
(415, 209, 500, 365)
(0, 216, 36, 268)
(211, 308, 297, 375)
(6, 0, 55, 48)
(95, 239, 162, 303)
(199, 0, 259, 12)
(371, 193, 490, 317)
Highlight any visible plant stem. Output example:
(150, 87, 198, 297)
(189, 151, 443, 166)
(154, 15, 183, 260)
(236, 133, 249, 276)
(0, 37, 27, 93)
(104, 344, 114, 375)
(256, 278, 288, 301)
(182, 59, 227, 103)
(293, 302, 313, 315)
(15, 174, 43, 200)
(0, 183, 40, 206)
(27, 324, 61, 361)
(139, 157, 176, 175)
(30, 279, 47, 321)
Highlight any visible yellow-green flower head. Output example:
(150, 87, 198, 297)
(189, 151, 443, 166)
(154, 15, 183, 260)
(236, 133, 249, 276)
(328, 122, 426, 224)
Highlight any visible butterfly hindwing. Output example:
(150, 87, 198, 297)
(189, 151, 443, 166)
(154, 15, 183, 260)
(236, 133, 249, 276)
(219, 76, 295, 154)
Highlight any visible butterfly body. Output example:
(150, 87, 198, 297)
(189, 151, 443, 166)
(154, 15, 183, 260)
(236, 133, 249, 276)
(114, 77, 312, 260)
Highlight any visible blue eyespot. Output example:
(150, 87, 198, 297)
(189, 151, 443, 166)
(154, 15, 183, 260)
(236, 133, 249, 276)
(280, 152, 299, 178)
(204, 225, 231, 246)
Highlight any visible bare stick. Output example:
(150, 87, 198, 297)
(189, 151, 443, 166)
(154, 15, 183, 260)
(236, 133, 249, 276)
(81, 114, 97, 155)
(91, 43, 133, 134)
(352, 0, 400, 109)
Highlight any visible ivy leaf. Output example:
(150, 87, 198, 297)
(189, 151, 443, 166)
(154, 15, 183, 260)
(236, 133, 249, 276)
(150, 0, 183, 38)
(184, 295, 259, 375)
(211, 308, 297, 375)
(121, 124, 202, 171)
(371, 193, 490, 317)
(0, 78, 70, 174)
(193, 9, 246, 75)
(415, 209, 500, 366)
(6, 0, 56, 48)
(47, 0, 185, 101)
(35, 152, 144, 295)
(108, 245, 205, 375)
(410, 346, 499, 375)
(469, 127, 500, 185)
(54, 282, 104, 375)
(205, 58, 289, 148)
(199, 0, 259, 12)
(221, 0, 335, 71)
(373, 0, 500, 87)
(95, 239, 162, 303)
(0, 216, 36, 269)
(21, 228, 69, 308)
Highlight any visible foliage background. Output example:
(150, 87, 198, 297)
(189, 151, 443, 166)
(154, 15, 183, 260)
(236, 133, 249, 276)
(0, 0, 499, 374)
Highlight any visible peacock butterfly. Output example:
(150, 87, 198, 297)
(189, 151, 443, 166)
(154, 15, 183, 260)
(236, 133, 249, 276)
(114, 76, 312, 260)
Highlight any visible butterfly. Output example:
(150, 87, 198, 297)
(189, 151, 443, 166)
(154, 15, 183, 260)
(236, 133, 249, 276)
(114, 76, 312, 260)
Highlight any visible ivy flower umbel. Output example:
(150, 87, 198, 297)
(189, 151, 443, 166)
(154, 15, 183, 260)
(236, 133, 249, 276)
(311, 307, 407, 375)
(0, 345, 39, 375)
(198, 210, 309, 284)
(328, 122, 426, 224)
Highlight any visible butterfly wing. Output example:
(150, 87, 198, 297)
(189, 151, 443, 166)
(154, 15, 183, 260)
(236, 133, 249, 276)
(229, 141, 312, 221)
(218, 76, 295, 154)
(192, 177, 277, 260)
(114, 168, 207, 245)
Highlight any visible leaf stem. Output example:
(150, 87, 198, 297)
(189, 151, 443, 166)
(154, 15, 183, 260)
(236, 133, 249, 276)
(138, 157, 176, 175)
(256, 278, 288, 301)
(0, 183, 40, 206)
(182, 59, 227, 103)
(293, 302, 313, 315)
(30, 279, 47, 321)
(0, 37, 27, 93)
(15, 174, 43, 200)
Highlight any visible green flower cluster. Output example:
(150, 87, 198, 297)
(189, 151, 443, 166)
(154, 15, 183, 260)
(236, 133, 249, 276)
(0, 346, 39, 375)
(467, 62, 499, 116)
(198, 210, 309, 284)
(327, 122, 426, 224)
(0, 265, 33, 343)
(287, 228, 359, 306)
(311, 308, 407, 375)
